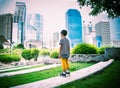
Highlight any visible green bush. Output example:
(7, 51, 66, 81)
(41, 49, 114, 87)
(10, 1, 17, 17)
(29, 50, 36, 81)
(22, 49, 33, 60)
(32, 49, 39, 61)
(13, 44, 25, 49)
(0, 54, 21, 63)
(50, 51, 59, 58)
(39, 49, 50, 56)
(22, 49, 39, 60)
(98, 46, 111, 54)
(72, 43, 98, 54)
(0, 44, 4, 49)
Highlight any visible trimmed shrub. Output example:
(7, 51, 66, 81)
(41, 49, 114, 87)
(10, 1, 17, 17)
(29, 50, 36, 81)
(22, 49, 39, 60)
(50, 51, 59, 58)
(32, 49, 39, 61)
(0, 54, 21, 63)
(22, 49, 33, 60)
(39, 49, 50, 56)
(98, 46, 111, 54)
(72, 43, 98, 54)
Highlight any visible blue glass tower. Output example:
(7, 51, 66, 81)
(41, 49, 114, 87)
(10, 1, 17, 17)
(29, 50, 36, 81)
(66, 9, 82, 47)
(110, 18, 120, 41)
(96, 36, 102, 47)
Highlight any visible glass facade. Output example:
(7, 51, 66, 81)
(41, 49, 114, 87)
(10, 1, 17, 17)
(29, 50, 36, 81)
(96, 36, 102, 47)
(14, 2, 26, 44)
(110, 18, 120, 41)
(66, 9, 82, 47)
(30, 13, 43, 41)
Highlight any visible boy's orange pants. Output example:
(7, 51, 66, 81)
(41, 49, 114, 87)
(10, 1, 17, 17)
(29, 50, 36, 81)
(61, 58, 69, 71)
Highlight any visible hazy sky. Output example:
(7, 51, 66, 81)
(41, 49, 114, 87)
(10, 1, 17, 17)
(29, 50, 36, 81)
(0, 0, 109, 39)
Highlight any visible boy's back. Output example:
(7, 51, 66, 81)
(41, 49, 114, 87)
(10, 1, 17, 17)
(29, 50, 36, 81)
(59, 38, 70, 55)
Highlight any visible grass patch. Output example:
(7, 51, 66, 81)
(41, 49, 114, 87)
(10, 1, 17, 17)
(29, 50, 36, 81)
(57, 61, 120, 88)
(0, 62, 94, 88)
(0, 64, 45, 73)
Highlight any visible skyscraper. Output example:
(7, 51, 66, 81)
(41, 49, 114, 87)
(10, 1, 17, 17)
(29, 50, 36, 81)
(0, 13, 13, 43)
(66, 9, 82, 47)
(13, 2, 26, 44)
(30, 13, 43, 41)
(110, 18, 120, 47)
(53, 32, 59, 48)
(88, 21, 93, 33)
(95, 21, 111, 47)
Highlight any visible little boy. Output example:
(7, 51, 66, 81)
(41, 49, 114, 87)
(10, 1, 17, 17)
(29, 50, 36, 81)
(59, 30, 70, 77)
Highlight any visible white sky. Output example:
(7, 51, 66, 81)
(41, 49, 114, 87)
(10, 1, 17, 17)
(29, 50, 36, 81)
(0, 0, 108, 40)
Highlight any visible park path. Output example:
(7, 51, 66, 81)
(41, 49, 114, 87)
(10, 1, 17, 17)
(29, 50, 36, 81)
(11, 59, 113, 88)
(0, 64, 61, 77)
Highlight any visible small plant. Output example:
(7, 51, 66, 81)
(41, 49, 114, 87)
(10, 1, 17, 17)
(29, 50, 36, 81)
(0, 54, 21, 63)
(32, 49, 39, 61)
(13, 44, 25, 49)
(22, 49, 40, 60)
(39, 49, 50, 56)
(22, 49, 33, 60)
(72, 43, 98, 54)
(50, 51, 59, 58)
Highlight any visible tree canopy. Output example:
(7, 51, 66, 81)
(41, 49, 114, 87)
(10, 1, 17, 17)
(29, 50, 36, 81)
(77, 0, 120, 18)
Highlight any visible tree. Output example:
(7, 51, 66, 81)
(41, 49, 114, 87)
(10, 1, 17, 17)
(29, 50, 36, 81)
(77, 0, 120, 18)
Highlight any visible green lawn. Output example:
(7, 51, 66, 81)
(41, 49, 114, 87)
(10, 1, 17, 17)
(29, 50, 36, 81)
(0, 64, 45, 73)
(57, 61, 120, 88)
(0, 62, 94, 88)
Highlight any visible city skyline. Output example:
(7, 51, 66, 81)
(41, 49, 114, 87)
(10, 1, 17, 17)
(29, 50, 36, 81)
(0, 0, 109, 33)
(1, 0, 120, 48)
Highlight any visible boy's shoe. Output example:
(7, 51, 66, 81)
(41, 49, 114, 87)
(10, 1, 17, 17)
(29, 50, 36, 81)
(59, 72, 66, 77)
(66, 71, 70, 76)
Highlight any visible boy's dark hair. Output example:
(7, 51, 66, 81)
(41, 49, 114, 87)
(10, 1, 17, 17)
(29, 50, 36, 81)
(61, 30, 67, 36)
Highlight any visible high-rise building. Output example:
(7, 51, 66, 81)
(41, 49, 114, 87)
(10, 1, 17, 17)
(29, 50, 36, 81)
(25, 13, 43, 48)
(0, 13, 13, 43)
(13, 2, 26, 44)
(66, 9, 82, 47)
(30, 13, 43, 41)
(88, 21, 93, 33)
(95, 21, 111, 47)
(53, 32, 59, 48)
(110, 18, 120, 47)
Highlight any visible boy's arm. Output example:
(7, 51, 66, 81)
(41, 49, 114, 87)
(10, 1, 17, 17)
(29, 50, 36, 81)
(68, 46, 70, 54)
(59, 44, 62, 59)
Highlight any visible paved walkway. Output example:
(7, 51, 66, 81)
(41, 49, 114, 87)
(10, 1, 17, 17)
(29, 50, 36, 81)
(0, 64, 61, 77)
(11, 59, 113, 88)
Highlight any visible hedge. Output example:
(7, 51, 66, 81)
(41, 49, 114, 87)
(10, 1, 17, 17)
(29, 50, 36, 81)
(72, 43, 98, 54)
(50, 51, 59, 58)
(0, 54, 21, 63)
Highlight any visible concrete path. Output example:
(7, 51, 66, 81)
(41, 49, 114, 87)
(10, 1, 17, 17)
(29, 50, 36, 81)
(0, 64, 44, 72)
(0, 64, 61, 77)
(12, 59, 113, 88)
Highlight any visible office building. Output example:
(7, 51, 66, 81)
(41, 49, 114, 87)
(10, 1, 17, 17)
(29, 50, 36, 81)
(110, 18, 120, 47)
(0, 13, 13, 43)
(95, 21, 111, 47)
(66, 9, 82, 47)
(13, 2, 26, 44)
(30, 13, 43, 41)
(53, 32, 59, 48)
